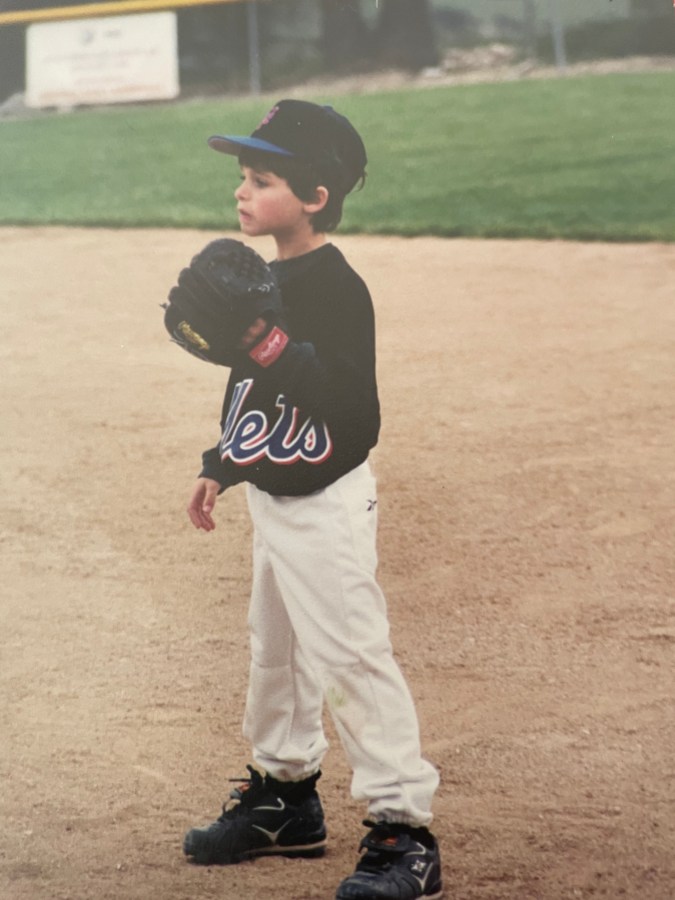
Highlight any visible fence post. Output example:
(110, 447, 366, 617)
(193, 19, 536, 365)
(548, 0, 567, 70)
(522, 0, 537, 59)
(247, 0, 261, 94)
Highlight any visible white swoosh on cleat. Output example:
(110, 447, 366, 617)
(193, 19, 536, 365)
(252, 819, 291, 845)
(253, 798, 286, 813)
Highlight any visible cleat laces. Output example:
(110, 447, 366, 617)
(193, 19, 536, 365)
(216, 765, 267, 820)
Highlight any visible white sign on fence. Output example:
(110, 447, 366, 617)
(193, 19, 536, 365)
(25, 11, 179, 109)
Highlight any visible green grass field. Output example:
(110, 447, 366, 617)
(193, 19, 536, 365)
(1, 71, 674, 241)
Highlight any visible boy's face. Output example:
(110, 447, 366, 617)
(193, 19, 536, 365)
(235, 165, 311, 240)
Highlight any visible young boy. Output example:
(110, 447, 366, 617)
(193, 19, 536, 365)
(182, 100, 442, 900)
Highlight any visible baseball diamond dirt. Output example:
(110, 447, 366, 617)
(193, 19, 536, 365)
(1, 227, 674, 899)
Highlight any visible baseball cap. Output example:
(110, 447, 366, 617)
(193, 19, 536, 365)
(208, 99, 367, 193)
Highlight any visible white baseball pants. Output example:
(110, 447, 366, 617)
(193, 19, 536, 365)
(243, 461, 439, 827)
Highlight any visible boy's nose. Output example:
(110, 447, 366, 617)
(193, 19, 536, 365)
(235, 183, 246, 200)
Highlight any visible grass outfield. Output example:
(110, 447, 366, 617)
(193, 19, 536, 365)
(1, 72, 674, 241)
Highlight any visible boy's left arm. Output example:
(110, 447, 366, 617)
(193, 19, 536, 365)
(239, 294, 376, 430)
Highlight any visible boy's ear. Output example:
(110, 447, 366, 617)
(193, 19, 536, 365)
(302, 185, 329, 216)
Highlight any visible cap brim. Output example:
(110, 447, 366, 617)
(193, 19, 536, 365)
(207, 135, 294, 157)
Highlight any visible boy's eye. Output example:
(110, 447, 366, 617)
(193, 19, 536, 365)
(238, 169, 271, 188)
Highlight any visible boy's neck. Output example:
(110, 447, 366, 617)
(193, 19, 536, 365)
(274, 230, 327, 262)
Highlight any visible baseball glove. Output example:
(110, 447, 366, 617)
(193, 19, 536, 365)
(163, 238, 288, 367)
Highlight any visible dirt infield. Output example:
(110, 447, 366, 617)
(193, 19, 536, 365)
(1, 227, 673, 900)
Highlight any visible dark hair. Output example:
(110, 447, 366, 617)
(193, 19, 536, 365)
(238, 148, 365, 233)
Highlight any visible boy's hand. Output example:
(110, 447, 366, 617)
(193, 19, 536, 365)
(187, 478, 221, 531)
(238, 316, 268, 350)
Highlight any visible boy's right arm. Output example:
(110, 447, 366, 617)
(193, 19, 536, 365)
(187, 477, 221, 531)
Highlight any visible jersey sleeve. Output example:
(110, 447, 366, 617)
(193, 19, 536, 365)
(199, 444, 240, 491)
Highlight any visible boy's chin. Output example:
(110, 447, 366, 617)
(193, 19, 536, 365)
(238, 217, 258, 236)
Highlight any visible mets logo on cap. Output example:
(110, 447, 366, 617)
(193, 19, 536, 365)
(258, 106, 280, 129)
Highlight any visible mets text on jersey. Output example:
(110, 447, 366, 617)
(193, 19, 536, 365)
(220, 379, 333, 466)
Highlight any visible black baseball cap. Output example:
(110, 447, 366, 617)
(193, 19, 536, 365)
(208, 99, 367, 193)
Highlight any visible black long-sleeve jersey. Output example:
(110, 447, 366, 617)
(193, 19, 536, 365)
(199, 243, 381, 497)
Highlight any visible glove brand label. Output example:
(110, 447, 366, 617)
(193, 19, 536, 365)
(249, 326, 289, 368)
(220, 379, 333, 466)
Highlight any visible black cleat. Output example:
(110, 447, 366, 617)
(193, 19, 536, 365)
(336, 820, 442, 899)
(183, 765, 327, 866)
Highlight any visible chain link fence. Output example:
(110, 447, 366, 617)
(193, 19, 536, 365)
(1, 1, 673, 106)
(163, 0, 675, 92)
(433, 0, 675, 69)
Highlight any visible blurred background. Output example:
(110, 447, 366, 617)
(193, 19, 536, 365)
(0, 0, 673, 105)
